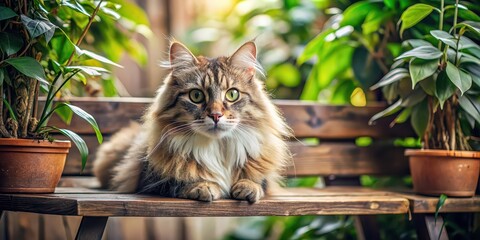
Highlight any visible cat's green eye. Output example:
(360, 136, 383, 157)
(225, 89, 240, 102)
(189, 89, 205, 103)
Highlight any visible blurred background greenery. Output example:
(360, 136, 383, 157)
(26, 0, 478, 239)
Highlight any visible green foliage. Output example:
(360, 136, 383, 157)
(182, 0, 324, 99)
(370, 0, 480, 151)
(0, 0, 145, 169)
(298, 0, 411, 105)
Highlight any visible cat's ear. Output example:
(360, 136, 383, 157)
(169, 42, 198, 68)
(229, 41, 261, 76)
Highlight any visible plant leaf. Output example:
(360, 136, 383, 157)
(0, 32, 23, 56)
(446, 62, 472, 95)
(434, 194, 448, 225)
(297, 28, 334, 65)
(455, 21, 480, 37)
(459, 95, 480, 125)
(403, 39, 434, 48)
(0, 6, 17, 21)
(395, 46, 443, 60)
(430, 30, 457, 49)
(4, 57, 49, 85)
(66, 66, 110, 76)
(61, 0, 90, 16)
(370, 68, 409, 90)
(411, 99, 429, 138)
(76, 47, 123, 68)
(400, 4, 437, 37)
(58, 103, 103, 144)
(55, 128, 89, 171)
(340, 1, 376, 27)
(409, 58, 438, 87)
(20, 15, 56, 42)
(50, 32, 75, 64)
(2, 99, 17, 121)
(435, 71, 456, 109)
(369, 99, 402, 125)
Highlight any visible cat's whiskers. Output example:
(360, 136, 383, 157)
(148, 123, 194, 158)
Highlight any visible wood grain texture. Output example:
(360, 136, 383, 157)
(286, 142, 409, 176)
(402, 193, 480, 213)
(43, 97, 414, 139)
(0, 187, 409, 217)
(276, 100, 414, 139)
(62, 139, 409, 176)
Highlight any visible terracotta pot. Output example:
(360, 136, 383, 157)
(406, 149, 480, 197)
(0, 138, 71, 193)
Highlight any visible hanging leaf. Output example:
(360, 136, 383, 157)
(455, 21, 480, 37)
(369, 99, 402, 125)
(409, 58, 439, 88)
(2, 99, 17, 121)
(56, 103, 103, 144)
(459, 95, 480, 125)
(0, 6, 17, 21)
(434, 194, 448, 224)
(435, 72, 456, 109)
(54, 128, 89, 171)
(4, 57, 49, 86)
(371, 68, 409, 90)
(446, 62, 472, 95)
(300, 66, 320, 100)
(411, 99, 429, 138)
(400, 4, 437, 37)
(76, 47, 123, 68)
(395, 46, 443, 60)
(0, 32, 23, 56)
(66, 66, 110, 76)
(20, 15, 56, 43)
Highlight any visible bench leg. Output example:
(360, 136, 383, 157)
(413, 214, 448, 240)
(355, 215, 380, 240)
(75, 216, 108, 240)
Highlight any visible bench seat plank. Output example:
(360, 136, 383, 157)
(0, 187, 409, 217)
(397, 193, 480, 213)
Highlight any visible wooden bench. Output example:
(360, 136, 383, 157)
(1, 98, 479, 240)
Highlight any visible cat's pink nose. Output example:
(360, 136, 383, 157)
(209, 112, 223, 124)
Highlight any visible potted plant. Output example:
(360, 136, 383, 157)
(370, 0, 480, 196)
(0, 0, 130, 193)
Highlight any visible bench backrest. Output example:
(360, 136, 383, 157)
(46, 97, 414, 177)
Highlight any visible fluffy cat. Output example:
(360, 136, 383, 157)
(93, 41, 291, 203)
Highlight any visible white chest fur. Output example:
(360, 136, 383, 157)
(168, 127, 262, 195)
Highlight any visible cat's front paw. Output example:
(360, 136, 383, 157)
(231, 179, 264, 203)
(184, 181, 222, 202)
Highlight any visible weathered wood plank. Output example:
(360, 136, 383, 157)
(0, 194, 78, 215)
(401, 193, 480, 213)
(0, 187, 409, 217)
(43, 98, 414, 139)
(276, 100, 414, 139)
(76, 195, 409, 217)
(286, 142, 409, 176)
(61, 138, 409, 176)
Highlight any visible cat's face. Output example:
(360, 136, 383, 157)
(160, 42, 265, 139)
